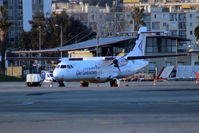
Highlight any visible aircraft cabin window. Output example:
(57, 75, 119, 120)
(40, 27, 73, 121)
(61, 65, 67, 68)
(56, 65, 60, 68)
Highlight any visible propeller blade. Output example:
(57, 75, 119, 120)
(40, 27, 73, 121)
(112, 59, 121, 72)
(116, 65, 121, 72)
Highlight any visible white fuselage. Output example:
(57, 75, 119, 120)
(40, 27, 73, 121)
(53, 57, 148, 83)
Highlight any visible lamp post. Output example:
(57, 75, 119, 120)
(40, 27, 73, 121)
(38, 26, 41, 57)
(96, 36, 99, 57)
(176, 38, 178, 71)
(56, 24, 63, 57)
(37, 26, 42, 71)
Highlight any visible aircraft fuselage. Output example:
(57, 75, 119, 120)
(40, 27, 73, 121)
(53, 57, 148, 83)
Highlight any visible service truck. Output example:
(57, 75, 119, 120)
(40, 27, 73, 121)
(26, 74, 42, 87)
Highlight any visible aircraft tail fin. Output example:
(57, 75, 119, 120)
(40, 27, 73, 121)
(126, 27, 147, 57)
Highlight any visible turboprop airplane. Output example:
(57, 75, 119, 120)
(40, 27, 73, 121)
(52, 27, 187, 87)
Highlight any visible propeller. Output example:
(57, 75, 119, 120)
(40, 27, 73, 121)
(111, 59, 121, 72)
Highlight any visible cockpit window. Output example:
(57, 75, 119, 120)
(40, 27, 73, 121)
(58, 65, 73, 69)
(67, 65, 73, 69)
(60, 65, 67, 68)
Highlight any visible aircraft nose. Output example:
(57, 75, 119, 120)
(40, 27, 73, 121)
(53, 70, 61, 80)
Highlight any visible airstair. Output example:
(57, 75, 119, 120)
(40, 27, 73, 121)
(159, 65, 174, 79)
(155, 65, 174, 82)
(176, 65, 199, 79)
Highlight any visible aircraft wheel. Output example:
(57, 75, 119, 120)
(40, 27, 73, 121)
(58, 81, 65, 87)
(110, 79, 118, 87)
(80, 81, 89, 87)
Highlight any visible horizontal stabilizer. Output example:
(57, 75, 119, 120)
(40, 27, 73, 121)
(116, 31, 166, 35)
(127, 54, 187, 60)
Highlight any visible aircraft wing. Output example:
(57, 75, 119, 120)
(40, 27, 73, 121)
(6, 54, 187, 61)
(127, 54, 187, 60)
(68, 56, 116, 61)
(6, 56, 116, 61)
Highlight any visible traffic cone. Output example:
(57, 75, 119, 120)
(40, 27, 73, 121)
(153, 79, 156, 86)
(96, 81, 99, 87)
(196, 80, 199, 85)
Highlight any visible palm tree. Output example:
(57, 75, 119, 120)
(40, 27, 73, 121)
(0, 6, 11, 75)
(129, 7, 146, 31)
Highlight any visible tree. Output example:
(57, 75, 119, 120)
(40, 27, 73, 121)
(129, 7, 146, 31)
(194, 26, 199, 41)
(20, 12, 46, 50)
(0, 6, 11, 75)
(20, 11, 95, 51)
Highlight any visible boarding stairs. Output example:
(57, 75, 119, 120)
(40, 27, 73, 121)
(176, 65, 199, 79)
(155, 65, 174, 82)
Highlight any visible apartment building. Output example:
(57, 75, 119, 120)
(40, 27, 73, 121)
(123, 0, 199, 10)
(0, 0, 23, 44)
(23, 0, 52, 32)
(53, 3, 199, 44)
(52, 3, 130, 37)
(0, 0, 52, 44)
(142, 6, 199, 46)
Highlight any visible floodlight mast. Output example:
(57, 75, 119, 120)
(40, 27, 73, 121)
(56, 24, 63, 58)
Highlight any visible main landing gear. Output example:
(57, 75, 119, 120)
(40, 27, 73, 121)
(80, 81, 89, 87)
(58, 81, 65, 87)
(110, 79, 119, 87)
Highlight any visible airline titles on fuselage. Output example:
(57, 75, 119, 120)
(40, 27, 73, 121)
(76, 65, 100, 76)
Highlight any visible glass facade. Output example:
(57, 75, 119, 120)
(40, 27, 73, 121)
(3, 0, 23, 43)
(32, 0, 44, 14)
(146, 37, 177, 53)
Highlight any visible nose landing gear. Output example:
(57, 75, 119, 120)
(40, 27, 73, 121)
(58, 81, 65, 87)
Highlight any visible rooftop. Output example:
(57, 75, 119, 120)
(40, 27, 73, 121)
(12, 36, 136, 54)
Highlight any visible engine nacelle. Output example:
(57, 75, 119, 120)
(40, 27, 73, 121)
(113, 58, 128, 68)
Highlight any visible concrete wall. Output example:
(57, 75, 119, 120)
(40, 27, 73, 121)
(7, 66, 22, 78)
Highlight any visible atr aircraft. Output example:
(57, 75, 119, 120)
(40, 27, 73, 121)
(52, 27, 187, 87)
